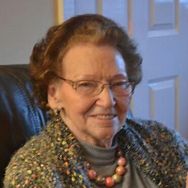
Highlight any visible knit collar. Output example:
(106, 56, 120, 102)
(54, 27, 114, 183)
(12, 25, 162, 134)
(46, 116, 187, 188)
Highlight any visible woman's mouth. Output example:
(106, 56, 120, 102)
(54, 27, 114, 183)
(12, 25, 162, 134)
(91, 114, 116, 120)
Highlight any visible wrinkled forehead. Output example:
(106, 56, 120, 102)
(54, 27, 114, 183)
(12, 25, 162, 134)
(60, 44, 127, 79)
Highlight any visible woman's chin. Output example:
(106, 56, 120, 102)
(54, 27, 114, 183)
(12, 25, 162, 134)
(88, 128, 119, 147)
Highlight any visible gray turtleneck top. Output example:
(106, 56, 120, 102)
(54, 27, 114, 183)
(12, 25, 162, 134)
(80, 141, 158, 188)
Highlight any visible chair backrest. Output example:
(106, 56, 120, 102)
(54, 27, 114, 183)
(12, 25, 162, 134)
(0, 64, 48, 187)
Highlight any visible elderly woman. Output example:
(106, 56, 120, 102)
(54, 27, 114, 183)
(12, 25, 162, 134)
(4, 14, 188, 188)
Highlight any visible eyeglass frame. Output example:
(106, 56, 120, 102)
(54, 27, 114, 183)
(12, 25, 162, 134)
(53, 73, 135, 97)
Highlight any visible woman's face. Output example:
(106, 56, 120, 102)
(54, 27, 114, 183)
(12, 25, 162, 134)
(48, 44, 131, 148)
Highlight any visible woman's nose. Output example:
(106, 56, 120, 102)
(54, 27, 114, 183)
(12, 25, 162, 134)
(96, 86, 116, 107)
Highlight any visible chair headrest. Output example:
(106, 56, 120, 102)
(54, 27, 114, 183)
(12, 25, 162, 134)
(0, 64, 47, 186)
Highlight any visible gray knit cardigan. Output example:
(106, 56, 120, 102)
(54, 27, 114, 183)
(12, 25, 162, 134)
(4, 117, 188, 188)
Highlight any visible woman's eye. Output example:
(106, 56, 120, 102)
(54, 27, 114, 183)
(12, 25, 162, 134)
(114, 81, 125, 86)
(78, 81, 96, 88)
(113, 81, 129, 89)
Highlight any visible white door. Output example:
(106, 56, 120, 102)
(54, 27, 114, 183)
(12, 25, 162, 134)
(56, 0, 188, 139)
(132, 0, 188, 140)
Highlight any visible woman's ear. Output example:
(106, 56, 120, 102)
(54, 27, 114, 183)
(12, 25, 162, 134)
(47, 83, 62, 110)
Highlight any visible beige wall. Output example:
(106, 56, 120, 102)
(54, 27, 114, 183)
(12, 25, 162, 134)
(0, 0, 55, 65)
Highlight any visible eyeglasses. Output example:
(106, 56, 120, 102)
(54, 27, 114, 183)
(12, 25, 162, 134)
(54, 74, 134, 97)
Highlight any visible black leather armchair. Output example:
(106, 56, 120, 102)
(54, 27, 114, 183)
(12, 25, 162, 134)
(0, 64, 48, 187)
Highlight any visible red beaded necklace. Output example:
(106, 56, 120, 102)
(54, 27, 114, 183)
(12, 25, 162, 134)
(85, 149, 127, 187)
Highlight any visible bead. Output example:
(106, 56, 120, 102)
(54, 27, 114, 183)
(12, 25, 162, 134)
(117, 150, 123, 156)
(85, 148, 127, 186)
(117, 157, 126, 166)
(66, 169, 70, 175)
(112, 174, 122, 183)
(96, 175, 105, 185)
(64, 161, 69, 167)
(88, 169, 97, 180)
(105, 176, 115, 187)
(27, 170, 32, 174)
(85, 162, 91, 169)
(116, 166, 126, 176)
(31, 174, 37, 179)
